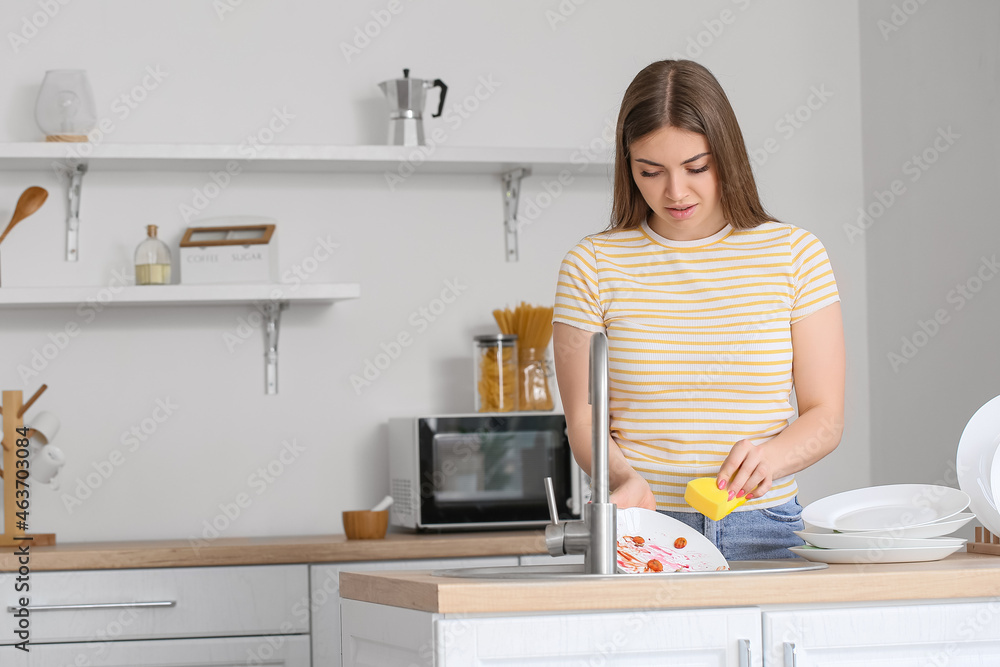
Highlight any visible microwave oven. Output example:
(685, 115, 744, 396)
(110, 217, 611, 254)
(388, 413, 587, 531)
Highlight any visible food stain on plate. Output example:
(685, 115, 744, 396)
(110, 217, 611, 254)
(617, 533, 729, 573)
(615, 507, 730, 574)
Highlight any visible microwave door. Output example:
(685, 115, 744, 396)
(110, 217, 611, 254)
(432, 432, 489, 502)
(432, 433, 533, 502)
(424, 428, 567, 526)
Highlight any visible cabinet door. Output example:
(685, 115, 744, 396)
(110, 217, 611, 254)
(312, 556, 519, 667)
(763, 602, 1000, 666)
(439, 607, 762, 666)
(342, 599, 436, 667)
(0, 635, 310, 666)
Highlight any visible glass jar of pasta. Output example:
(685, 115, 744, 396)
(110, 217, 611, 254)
(474, 334, 519, 412)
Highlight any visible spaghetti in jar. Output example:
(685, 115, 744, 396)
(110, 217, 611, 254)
(474, 334, 519, 412)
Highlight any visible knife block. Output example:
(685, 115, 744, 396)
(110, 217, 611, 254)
(0, 388, 57, 547)
(968, 527, 1000, 556)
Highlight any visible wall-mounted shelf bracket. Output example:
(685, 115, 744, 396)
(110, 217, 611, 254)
(65, 163, 87, 262)
(263, 301, 289, 395)
(502, 167, 531, 262)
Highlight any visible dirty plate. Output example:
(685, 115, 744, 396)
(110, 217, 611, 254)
(790, 543, 964, 564)
(801, 484, 970, 532)
(616, 507, 728, 573)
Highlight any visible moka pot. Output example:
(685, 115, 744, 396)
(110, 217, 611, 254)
(378, 69, 448, 146)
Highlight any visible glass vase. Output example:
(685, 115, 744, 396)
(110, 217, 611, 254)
(34, 70, 97, 142)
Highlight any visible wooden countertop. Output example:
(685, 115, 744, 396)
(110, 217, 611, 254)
(0, 531, 548, 572)
(339, 552, 1000, 614)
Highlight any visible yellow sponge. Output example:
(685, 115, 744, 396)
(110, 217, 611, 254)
(684, 477, 747, 521)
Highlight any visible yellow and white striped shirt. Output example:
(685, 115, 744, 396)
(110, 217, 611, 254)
(553, 220, 840, 512)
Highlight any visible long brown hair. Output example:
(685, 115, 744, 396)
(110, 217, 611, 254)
(610, 59, 778, 231)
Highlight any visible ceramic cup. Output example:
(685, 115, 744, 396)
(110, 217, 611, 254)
(28, 411, 61, 445)
(30, 445, 65, 486)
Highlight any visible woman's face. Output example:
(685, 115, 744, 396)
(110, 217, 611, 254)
(629, 125, 726, 240)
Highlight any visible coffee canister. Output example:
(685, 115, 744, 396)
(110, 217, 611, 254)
(474, 334, 519, 412)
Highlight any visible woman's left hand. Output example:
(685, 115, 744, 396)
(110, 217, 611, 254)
(716, 439, 773, 501)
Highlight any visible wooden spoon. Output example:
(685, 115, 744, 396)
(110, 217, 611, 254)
(0, 186, 49, 245)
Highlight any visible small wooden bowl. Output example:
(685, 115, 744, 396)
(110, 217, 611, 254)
(342, 510, 389, 540)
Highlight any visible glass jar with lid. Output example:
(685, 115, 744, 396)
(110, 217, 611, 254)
(474, 334, 519, 412)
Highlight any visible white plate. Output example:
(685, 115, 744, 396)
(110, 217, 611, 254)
(795, 530, 966, 550)
(957, 394, 1000, 536)
(827, 512, 975, 539)
(992, 440, 1000, 525)
(802, 484, 970, 532)
(616, 508, 729, 573)
(789, 543, 964, 564)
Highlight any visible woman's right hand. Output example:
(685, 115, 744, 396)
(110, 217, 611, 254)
(609, 469, 657, 511)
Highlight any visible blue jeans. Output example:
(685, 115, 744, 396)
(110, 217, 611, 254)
(658, 496, 806, 561)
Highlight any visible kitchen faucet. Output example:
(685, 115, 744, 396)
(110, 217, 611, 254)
(544, 331, 617, 574)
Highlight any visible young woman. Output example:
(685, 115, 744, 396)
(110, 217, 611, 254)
(552, 59, 845, 560)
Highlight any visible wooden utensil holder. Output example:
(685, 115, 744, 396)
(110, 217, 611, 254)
(0, 388, 57, 547)
(967, 527, 1000, 555)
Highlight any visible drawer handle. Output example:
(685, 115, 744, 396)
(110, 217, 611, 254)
(738, 638, 751, 667)
(784, 641, 797, 666)
(7, 601, 176, 613)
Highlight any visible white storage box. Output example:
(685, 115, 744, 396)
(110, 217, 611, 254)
(180, 217, 278, 285)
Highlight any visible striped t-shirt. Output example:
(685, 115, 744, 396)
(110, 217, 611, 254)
(553, 220, 840, 512)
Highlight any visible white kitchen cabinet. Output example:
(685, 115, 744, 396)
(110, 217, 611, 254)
(0, 564, 309, 645)
(312, 556, 519, 667)
(0, 634, 310, 666)
(438, 607, 762, 666)
(342, 599, 762, 667)
(762, 601, 1000, 665)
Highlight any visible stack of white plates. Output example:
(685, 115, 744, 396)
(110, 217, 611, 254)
(956, 394, 1000, 538)
(793, 484, 972, 564)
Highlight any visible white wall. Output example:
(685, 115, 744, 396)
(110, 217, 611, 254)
(0, 0, 868, 541)
(859, 1, 1000, 490)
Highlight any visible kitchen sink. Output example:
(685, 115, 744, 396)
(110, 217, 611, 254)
(433, 558, 827, 579)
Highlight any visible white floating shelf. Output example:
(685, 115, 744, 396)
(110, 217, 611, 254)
(0, 282, 360, 395)
(0, 283, 360, 308)
(0, 143, 613, 175)
(0, 143, 611, 262)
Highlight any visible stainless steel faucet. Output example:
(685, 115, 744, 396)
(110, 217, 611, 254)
(544, 331, 617, 574)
